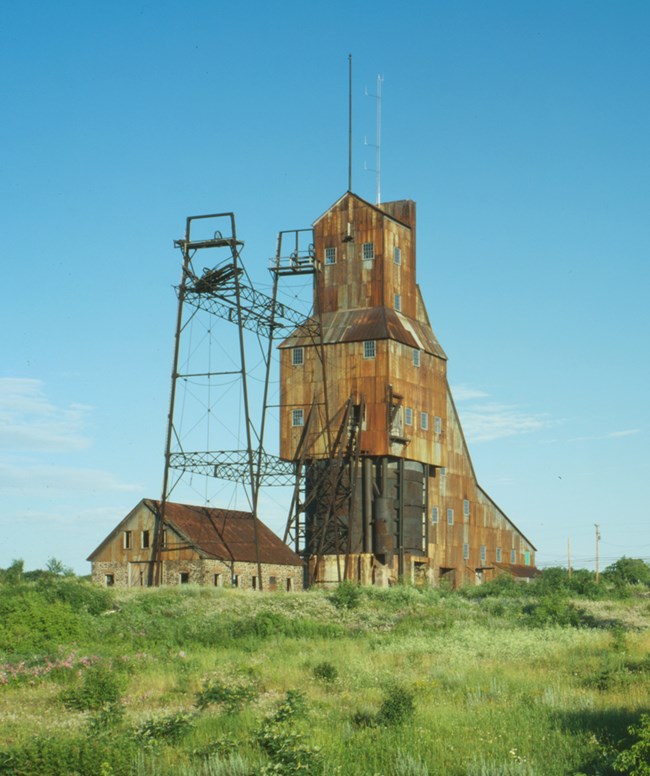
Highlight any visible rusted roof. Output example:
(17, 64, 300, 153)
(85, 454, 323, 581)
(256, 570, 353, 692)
(280, 307, 447, 359)
(145, 500, 303, 566)
(495, 563, 541, 579)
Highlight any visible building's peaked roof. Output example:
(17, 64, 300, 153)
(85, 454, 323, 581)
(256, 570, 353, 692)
(312, 191, 413, 230)
(87, 499, 303, 567)
(280, 306, 447, 359)
(148, 500, 303, 566)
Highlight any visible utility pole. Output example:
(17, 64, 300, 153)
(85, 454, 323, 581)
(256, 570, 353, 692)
(595, 523, 601, 583)
(567, 537, 572, 578)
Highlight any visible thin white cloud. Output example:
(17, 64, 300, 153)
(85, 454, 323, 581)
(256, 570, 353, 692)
(0, 461, 142, 497)
(568, 429, 641, 442)
(452, 384, 490, 402)
(452, 384, 552, 443)
(0, 378, 92, 452)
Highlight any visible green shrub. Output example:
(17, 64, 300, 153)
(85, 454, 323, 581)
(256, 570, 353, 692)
(312, 660, 338, 683)
(195, 677, 258, 712)
(377, 684, 415, 726)
(522, 595, 590, 627)
(329, 581, 362, 610)
(614, 713, 650, 775)
(257, 691, 321, 775)
(0, 589, 84, 654)
(133, 711, 194, 746)
(60, 663, 123, 711)
(0, 734, 137, 776)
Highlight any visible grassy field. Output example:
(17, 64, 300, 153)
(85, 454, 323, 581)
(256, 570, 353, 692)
(0, 568, 649, 775)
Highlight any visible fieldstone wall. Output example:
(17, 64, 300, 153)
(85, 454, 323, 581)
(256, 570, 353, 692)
(91, 558, 304, 591)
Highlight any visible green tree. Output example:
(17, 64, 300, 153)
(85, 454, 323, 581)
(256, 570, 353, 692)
(604, 557, 650, 587)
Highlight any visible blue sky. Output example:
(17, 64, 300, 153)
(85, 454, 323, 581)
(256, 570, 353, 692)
(1, 0, 648, 574)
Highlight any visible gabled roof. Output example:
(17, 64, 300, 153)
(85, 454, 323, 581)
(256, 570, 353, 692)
(88, 499, 303, 567)
(312, 191, 412, 230)
(280, 307, 447, 359)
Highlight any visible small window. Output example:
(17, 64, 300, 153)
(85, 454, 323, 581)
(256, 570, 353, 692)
(325, 246, 336, 265)
(362, 242, 374, 260)
(269, 575, 277, 591)
(286, 578, 293, 592)
(447, 508, 454, 526)
(141, 530, 150, 549)
(105, 574, 114, 587)
(123, 531, 132, 550)
(510, 549, 516, 564)
(480, 545, 486, 563)
(463, 499, 470, 518)
(232, 574, 239, 588)
(413, 349, 421, 367)
(439, 466, 446, 477)
(394, 293, 401, 312)
(252, 576, 258, 590)
(434, 416, 442, 434)
(405, 407, 413, 426)
(363, 340, 376, 359)
(431, 506, 439, 524)
(180, 572, 190, 584)
(292, 408, 304, 427)
(213, 573, 222, 587)
(525, 550, 531, 566)
(463, 543, 469, 560)
(292, 347, 304, 366)
(394, 246, 401, 265)
(161, 528, 167, 548)
(496, 547, 502, 563)
(420, 412, 429, 430)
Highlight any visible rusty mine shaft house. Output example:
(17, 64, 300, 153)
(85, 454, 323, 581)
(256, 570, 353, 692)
(89, 191, 536, 589)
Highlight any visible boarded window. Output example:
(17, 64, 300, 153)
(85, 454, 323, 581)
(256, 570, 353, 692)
(362, 242, 374, 260)
(269, 575, 277, 591)
(525, 551, 531, 566)
(292, 347, 304, 366)
(292, 409, 304, 427)
(363, 340, 376, 359)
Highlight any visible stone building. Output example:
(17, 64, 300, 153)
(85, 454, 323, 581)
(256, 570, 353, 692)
(88, 499, 304, 590)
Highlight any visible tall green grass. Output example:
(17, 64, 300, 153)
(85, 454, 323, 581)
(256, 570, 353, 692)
(0, 571, 649, 774)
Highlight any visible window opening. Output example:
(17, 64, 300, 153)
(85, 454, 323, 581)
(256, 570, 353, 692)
(363, 340, 376, 359)
(362, 242, 374, 260)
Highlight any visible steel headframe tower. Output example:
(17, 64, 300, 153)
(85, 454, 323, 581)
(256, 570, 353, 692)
(154, 212, 320, 587)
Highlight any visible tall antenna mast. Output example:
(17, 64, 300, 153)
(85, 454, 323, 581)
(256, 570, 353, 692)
(375, 74, 383, 205)
(348, 54, 353, 192)
(364, 75, 384, 205)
